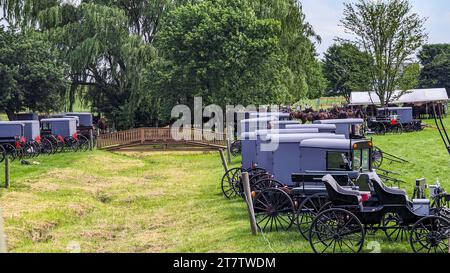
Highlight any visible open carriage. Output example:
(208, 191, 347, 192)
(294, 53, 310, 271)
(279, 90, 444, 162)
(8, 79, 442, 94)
(307, 174, 450, 253)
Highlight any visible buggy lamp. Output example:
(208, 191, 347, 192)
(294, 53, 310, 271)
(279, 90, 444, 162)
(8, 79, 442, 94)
(352, 143, 358, 149)
(251, 191, 257, 198)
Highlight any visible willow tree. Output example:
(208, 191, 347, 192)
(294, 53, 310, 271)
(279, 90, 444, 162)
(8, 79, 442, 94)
(341, 0, 427, 106)
(1, 1, 161, 128)
(250, 0, 326, 100)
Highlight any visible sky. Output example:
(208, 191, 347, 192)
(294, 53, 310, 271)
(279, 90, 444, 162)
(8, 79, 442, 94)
(301, 0, 450, 57)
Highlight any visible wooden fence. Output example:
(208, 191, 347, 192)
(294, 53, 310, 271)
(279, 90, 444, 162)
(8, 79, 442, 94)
(96, 127, 227, 150)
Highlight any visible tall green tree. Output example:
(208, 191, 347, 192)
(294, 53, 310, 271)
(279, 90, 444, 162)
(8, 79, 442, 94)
(323, 43, 373, 101)
(147, 0, 289, 123)
(39, 2, 154, 129)
(0, 27, 68, 120)
(341, 0, 427, 106)
(418, 44, 450, 95)
(250, 0, 326, 100)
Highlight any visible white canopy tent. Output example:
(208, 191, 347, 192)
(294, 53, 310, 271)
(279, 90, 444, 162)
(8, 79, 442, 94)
(350, 88, 448, 106)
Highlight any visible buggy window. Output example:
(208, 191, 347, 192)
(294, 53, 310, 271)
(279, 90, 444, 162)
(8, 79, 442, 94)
(327, 152, 351, 171)
(41, 122, 52, 131)
(353, 149, 370, 171)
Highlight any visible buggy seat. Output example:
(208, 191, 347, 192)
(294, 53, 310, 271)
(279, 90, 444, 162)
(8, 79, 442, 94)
(322, 175, 362, 207)
(370, 176, 409, 205)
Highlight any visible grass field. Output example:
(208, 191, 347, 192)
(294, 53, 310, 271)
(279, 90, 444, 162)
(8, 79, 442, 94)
(0, 119, 449, 253)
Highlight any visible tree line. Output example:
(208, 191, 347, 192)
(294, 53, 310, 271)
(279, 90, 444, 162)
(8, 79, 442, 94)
(0, 0, 448, 129)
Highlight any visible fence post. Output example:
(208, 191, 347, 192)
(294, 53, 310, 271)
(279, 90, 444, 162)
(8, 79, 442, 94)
(226, 139, 232, 164)
(4, 156, 10, 189)
(242, 172, 258, 235)
(219, 149, 229, 174)
(89, 129, 94, 150)
(140, 128, 145, 144)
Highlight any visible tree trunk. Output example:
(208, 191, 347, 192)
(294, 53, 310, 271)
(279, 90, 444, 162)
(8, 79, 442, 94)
(6, 110, 16, 121)
(68, 83, 78, 112)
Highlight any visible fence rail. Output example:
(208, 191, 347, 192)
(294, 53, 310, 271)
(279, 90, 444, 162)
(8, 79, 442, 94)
(97, 127, 227, 149)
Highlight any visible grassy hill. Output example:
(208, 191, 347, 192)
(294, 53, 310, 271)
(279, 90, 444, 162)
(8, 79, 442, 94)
(0, 118, 449, 253)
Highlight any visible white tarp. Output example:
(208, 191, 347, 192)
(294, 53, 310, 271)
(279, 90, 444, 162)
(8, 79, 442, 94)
(350, 88, 448, 105)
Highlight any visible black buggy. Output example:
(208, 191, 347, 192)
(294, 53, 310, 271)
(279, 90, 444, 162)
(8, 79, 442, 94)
(307, 174, 450, 253)
(0, 121, 25, 162)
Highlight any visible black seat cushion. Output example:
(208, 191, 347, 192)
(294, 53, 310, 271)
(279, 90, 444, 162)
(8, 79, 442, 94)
(322, 175, 361, 206)
(371, 178, 408, 205)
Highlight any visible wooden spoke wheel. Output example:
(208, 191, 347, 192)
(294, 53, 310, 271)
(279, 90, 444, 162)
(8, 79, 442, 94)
(230, 140, 241, 156)
(76, 135, 90, 152)
(2, 144, 18, 161)
(0, 145, 5, 163)
(249, 173, 271, 187)
(39, 138, 54, 155)
(253, 188, 295, 233)
(309, 208, 365, 253)
(221, 168, 242, 199)
(410, 216, 450, 253)
(64, 137, 79, 152)
(247, 167, 267, 178)
(371, 147, 383, 169)
(297, 193, 330, 240)
(382, 212, 408, 241)
(251, 178, 285, 192)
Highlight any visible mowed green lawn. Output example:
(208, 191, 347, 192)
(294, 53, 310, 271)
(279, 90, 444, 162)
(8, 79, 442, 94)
(0, 118, 449, 253)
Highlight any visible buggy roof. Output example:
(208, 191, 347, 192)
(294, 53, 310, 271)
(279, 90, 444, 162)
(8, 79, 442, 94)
(266, 133, 345, 143)
(241, 117, 278, 123)
(66, 112, 92, 116)
(18, 120, 39, 124)
(313, 119, 364, 125)
(269, 120, 300, 125)
(300, 139, 368, 149)
(249, 112, 290, 117)
(285, 124, 336, 130)
(377, 107, 412, 111)
(0, 121, 24, 125)
(41, 118, 76, 122)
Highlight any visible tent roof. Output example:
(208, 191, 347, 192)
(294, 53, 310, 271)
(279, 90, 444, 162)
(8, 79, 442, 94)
(350, 88, 448, 105)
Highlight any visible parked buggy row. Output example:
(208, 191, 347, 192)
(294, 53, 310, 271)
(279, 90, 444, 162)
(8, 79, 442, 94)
(0, 112, 94, 163)
(367, 107, 424, 134)
(220, 113, 450, 253)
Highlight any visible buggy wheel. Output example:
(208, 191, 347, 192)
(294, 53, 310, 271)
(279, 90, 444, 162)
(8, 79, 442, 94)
(251, 178, 284, 192)
(64, 137, 79, 152)
(0, 145, 5, 163)
(382, 212, 408, 241)
(376, 123, 386, 135)
(249, 172, 271, 187)
(221, 168, 241, 199)
(309, 208, 365, 253)
(247, 167, 267, 177)
(410, 216, 450, 253)
(253, 188, 295, 233)
(3, 144, 18, 161)
(40, 139, 54, 155)
(230, 140, 241, 156)
(395, 124, 403, 134)
(297, 193, 330, 240)
(371, 147, 383, 169)
(77, 135, 90, 152)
